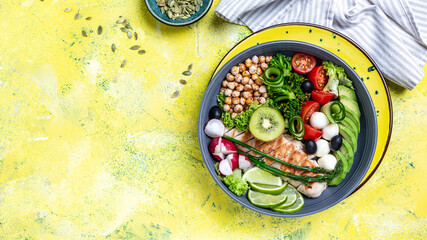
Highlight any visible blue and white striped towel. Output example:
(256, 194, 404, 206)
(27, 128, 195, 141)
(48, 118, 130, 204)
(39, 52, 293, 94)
(215, 0, 427, 90)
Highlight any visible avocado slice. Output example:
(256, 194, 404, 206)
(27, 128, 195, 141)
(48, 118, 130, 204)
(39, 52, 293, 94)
(338, 124, 358, 153)
(338, 85, 357, 101)
(339, 96, 360, 118)
(341, 117, 359, 136)
(344, 107, 360, 132)
(329, 151, 349, 186)
(340, 138, 354, 159)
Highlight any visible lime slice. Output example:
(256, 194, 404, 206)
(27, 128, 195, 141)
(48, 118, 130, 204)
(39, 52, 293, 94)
(248, 190, 288, 208)
(274, 184, 298, 209)
(272, 190, 304, 213)
(250, 182, 288, 195)
(242, 167, 282, 186)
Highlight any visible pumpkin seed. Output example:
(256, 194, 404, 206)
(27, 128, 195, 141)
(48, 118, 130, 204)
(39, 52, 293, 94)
(127, 31, 132, 39)
(130, 45, 140, 50)
(116, 18, 125, 24)
(179, 79, 187, 85)
(97, 25, 102, 35)
(82, 30, 88, 37)
(85, 16, 92, 20)
(125, 23, 132, 29)
(134, 32, 138, 40)
(138, 50, 146, 55)
(120, 60, 127, 68)
(160, 7, 165, 14)
(64, 7, 72, 13)
(120, 27, 127, 32)
(182, 71, 191, 76)
(157, 0, 201, 19)
(111, 43, 116, 52)
(74, 12, 81, 20)
(171, 91, 179, 98)
(187, 63, 193, 71)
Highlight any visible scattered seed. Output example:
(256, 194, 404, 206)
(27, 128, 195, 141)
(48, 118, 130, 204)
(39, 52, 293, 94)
(179, 79, 187, 85)
(82, 30, 88, 37)
(187, 63, 193, 71)
(64, 7, 72, 13)
(125, 23, 132, 29)
(182, 71, 191, 76)
(130, 45, 140, 50)
(134, 32, 138, 40)
(111, 43, 116, 52)
(138, 50, 146, 55)
(112, 75, 118, 83)
(127, 31, 132, 39)
(171, 91, 179, 98)
(74, 12, 81, 20)
(97, 25, 102, 35)
(85, 16, 92, 20)
(120, 60, 127, 68)
(116, 18, 125, 24)
(120, 27, 127, 32)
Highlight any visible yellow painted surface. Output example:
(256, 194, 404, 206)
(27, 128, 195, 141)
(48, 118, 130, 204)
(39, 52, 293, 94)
(0, 0, 425, 239)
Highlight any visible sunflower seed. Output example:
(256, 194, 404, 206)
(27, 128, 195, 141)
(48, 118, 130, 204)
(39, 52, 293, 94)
(187, 63, 193, 71)
(134, 32, 138, 40)
(82, 30, 88, 37)
(138, 50, 146, 55)
(120, 60, 127, 68)
(116, 18, 125, 24)
(97, 25, 102, 35)
(111, 43, 116, 52)
(85, 16, 92, 20)
(171, 91, 179, 98)
(179, 79, 187, 85)
(120, 27, 127, 32)
(130, 45, 140, 50)
(182, 71, 191, 76)
(74, 12, 81, 20)
(64, 7, 72, 13)
(127, 31, 132, 39)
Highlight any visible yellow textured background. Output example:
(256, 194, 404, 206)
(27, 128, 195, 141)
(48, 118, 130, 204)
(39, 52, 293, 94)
(0, 0, 426, 239)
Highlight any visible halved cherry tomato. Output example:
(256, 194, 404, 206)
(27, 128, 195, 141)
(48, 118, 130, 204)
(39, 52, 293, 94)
(292, 53, 316, 74)
(311, 90, 335, 105)
(303, 124, 323, 141)
(300, 101, 320, 123)
(308, 66, 329, 90)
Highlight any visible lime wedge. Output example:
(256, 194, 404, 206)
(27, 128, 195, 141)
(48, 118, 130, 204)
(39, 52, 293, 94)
(274, 184, 298, 209)
(242, 167, 282, 186)
(250, 182, 288, 195)
(248, 190, 288, 208)
(272, 190, 304, 213)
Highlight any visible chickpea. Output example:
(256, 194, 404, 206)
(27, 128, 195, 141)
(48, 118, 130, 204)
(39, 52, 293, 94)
(245, 58, 252, 68)
(232, 97, 240, 105)
(244, 84, 252, 91)
(220, 87, 226, 93)
(234, 104, 243, 113)
(231, 112, 237, 119)
(249, 65, 257, 75)
(253, 99, 259, 105)
(231, 66, 239, 75)
(242, 77, 250, 85)
(262, 92, 268, 98)
(238, 63, 246, 73)
(232, 90, 240, 98)
(259, 56, 266, 63)
(225, 97, 232, 105)
(224, 88, 233, 97)
(246, 98, 254, 105)
(257, 67, 263, 75)
(227, 82, 236, 90)
(251, 74, 259, 81)
(259, 85, 267, 94)
(253, 91, 261, 97)
(222, 80, 229, 88)
(240, 97, 246, 105)
(235, 74, 243, 83)
(259, 97, 266, 104)
(255, 78, 264, 86)
(242, 70, 250, 78)
(236, 84, 244, 92)
(266, 56, 272, 63)
(260, 62, 268, 71)
(242, 91, 252, 99)
(252, 55, 259, 65)
(252, 84, 260, 91)
(226, 73, 235, 82)
(223, 104, 230, 112)
(248, 79, 254, 85)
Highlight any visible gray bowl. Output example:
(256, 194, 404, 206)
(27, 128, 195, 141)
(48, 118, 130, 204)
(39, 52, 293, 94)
(197, 41, 378, 217)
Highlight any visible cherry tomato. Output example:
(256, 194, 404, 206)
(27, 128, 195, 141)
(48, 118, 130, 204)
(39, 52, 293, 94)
(300, 101, 320, 123)
(292, 53, 317, 74)
(308, 66, 329, 90)
(303, 124, 323, 141)
(311, 90, 335, 105)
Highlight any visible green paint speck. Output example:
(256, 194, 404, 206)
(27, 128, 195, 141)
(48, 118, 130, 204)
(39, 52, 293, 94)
(353, 67, 356, 70)
(375, 90, 379, 95)
(367, 77, 370, 80)
(286, 31, 288, 34)
(320, 38, 323, 42)
(368, 66, 376, 72)
(309, 29, 312, 33)
(337, 49, 340, 52)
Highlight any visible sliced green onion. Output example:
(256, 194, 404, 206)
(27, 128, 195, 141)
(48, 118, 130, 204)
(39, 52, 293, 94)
(288, 115, 305, 139)
(331, 101, 346, 122)
(262, 66, 284, 87)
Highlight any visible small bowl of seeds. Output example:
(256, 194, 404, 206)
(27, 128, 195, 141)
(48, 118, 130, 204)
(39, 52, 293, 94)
(145, 0, 213, 26)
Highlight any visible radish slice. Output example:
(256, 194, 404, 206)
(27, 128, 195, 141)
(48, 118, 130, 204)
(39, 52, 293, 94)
(204, 119, 225, 138)
(220, 138, 237, 154)
(209, 137, 224, 161)
(219, 160, 233, 176)
(238, 154, 251, 170)
(226, 153, 239, 170)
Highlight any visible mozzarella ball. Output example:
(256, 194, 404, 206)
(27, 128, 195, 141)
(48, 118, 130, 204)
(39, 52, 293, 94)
(322, 123, 339, 140)
(318, 154, 337, 171)
(315, 139, 330, 157)
(310, 112, 330, 129)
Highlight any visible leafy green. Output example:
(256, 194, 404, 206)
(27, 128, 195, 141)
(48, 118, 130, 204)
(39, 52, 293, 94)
(215, 163, 248, 196)
(269, 53, 292, 77)
(217, 92, 226, 107)
(322, 61, 354, 96)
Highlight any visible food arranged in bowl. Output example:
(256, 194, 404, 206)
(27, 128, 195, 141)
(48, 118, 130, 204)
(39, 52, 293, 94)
(203, 51, 363, 213)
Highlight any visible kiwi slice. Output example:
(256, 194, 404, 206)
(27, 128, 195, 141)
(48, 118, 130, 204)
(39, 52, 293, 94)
(249, 107, 285, 142)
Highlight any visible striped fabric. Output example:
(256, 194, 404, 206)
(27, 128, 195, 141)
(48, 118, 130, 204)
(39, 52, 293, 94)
(215, 0, 427, 90)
